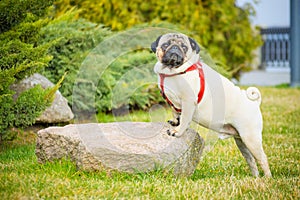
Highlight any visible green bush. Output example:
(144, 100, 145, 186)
(103, 50, 163, 112)
(0, 0, 58, 141)
(40, 11, 163, 114)
(39, 11, 111, 113)
(53, 0, 262, 77)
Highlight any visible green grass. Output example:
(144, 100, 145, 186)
(1, 87, 299, 199)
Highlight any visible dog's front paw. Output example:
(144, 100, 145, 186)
(167, 119, 179, 126)
(167, 116, 180, 126)
(167, 129, 183, 137)
(167, 129, 176, 137)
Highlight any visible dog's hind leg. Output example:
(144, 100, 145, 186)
(241, 137, 271, 177)
(238, 127, 272, 177)
(234, 137, 259, 177)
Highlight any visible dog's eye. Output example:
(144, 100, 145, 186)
(162, 43, 169, 49)
(182, 45, 188, 52)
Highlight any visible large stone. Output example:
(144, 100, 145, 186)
(36, 122, 205, 176)
(10, 73, 74, 123)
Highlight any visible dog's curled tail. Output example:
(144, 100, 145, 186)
(246, 87, 261, 105)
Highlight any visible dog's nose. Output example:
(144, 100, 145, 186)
(168, 45, 181, 55)
(171, 45, 179, 50)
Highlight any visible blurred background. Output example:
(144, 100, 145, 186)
(237, 0, 291, 86)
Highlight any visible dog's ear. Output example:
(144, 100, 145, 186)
(188, 37, 200, 54)
(151, 35, 162, 53)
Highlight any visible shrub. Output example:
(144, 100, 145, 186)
(40, 14, 161, 113)
(0, 0, 59, 141)
(40, 11, 165, 114)
(39, 11, 111, 113)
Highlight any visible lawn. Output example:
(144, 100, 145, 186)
(0, 87, 299, 199)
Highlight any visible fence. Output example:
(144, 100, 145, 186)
(260, 27, 290, 71)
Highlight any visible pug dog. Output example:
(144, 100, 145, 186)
(151, 33, 271, 177)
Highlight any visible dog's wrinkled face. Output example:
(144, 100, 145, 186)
(151, 33, 200, 68)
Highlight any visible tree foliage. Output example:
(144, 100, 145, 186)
(54, 0, 262, 77)
(0, 0, 58, 141)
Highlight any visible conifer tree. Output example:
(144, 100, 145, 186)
(0, 0, 58, 141)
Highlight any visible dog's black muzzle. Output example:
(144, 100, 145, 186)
(162, 45, 184, 67)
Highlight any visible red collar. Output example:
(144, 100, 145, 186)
(159, 61, 205, 113)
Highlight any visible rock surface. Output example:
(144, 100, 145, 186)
(36, 122, 205, 176)
(10, 73, 74, 123)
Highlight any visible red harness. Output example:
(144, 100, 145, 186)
(159, 61, 205, 113)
